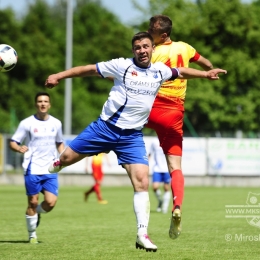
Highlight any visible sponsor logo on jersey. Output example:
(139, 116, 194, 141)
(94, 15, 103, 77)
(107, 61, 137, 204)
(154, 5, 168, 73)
(132, 70, 138, 76)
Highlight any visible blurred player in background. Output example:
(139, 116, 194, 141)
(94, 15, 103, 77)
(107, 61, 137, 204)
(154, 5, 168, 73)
(84, 153, 110, 204)
(148, 138, 171, 214)
(45, 31, 226, 252)
(9, 92, 64, 244)
(146, 15, 214, 240)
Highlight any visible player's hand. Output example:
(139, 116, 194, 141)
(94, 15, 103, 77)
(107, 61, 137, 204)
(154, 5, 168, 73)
(19, 145, 28, 154)
(45, 74, 60, 88)
(206, 68, 227, 80)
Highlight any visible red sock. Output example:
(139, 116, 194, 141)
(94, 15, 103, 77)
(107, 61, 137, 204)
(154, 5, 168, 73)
(170, 169, 184, 211)
(93, 183, 102, 201)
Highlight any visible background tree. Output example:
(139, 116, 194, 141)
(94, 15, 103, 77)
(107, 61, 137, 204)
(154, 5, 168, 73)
(0, 0, 133, 134)
(137, 0, 260, 137)
(0, 8, 22, 133)
(1, 0, 260, 137)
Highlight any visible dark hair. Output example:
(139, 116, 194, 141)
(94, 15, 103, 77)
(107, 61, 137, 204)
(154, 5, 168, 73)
(34, 92, 50, 103)
(149, 15, 172, 36)
(131, 32, 154, 47)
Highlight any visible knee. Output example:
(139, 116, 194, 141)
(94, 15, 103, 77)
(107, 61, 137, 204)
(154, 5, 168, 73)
(44, 198, 57, 212)
(136, 176, 149, 191)
(60, 152, 70, 163)
(46, 198, 57, 208)
(28, 199, 38, 209)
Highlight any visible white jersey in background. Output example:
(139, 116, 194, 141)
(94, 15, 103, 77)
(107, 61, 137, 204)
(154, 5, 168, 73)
(149, 138, 169, 173)
(97, 58, 178, 130)
(11, 115, 63, 175)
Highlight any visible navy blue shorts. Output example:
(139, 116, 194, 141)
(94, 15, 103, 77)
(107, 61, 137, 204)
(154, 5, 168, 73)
(69, 118, 148, 165)
(24, 174, 58, 196)
(152, 172, 171, 184)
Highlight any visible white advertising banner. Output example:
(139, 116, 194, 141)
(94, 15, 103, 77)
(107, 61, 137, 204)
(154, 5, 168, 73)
(207, 138, 260, 175)
(182, 137, 207, 175)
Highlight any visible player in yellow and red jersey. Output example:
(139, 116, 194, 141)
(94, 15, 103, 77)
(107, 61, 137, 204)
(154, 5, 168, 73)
(84, 153, 110, 204)
(146, 15, 214, 240)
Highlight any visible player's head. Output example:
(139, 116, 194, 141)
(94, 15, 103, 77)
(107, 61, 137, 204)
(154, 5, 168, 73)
(148, 15, 172, 45)
(34, 92, 51, 114)
(131, 32, 155, 68)
(34, 92, 50, 103)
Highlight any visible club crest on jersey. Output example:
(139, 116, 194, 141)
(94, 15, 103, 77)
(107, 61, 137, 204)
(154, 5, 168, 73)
(132, 70, 138, 76)
(153, 72, 158, 79)
(34, 128, 38, 133)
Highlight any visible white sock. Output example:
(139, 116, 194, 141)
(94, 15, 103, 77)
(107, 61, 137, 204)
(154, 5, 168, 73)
(25, 214, 37, 238)
(133, 191, 150, 236)
(36, 202, 47, 214)
(162, 191, 171, 213)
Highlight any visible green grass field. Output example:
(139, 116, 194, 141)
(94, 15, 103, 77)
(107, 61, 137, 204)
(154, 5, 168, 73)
(1, 185, 260, 260)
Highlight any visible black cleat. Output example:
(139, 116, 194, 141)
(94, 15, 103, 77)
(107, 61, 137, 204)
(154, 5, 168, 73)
(36, 213, 41, 228)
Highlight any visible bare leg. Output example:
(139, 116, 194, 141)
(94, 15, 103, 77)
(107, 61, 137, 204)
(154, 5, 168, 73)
(60, 146, 89, 166)
(49, 147, 90, 173)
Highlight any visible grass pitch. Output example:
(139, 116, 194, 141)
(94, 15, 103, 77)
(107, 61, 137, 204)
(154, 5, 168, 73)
(1, 185, 260, 259)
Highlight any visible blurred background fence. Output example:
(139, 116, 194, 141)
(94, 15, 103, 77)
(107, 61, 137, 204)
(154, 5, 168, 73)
(1, 134, 260, 187)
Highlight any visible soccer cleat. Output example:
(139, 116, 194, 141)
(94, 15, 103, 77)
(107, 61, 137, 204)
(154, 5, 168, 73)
(98, 200, 108, 205)
(29, 237, 38, 244)
(48, 159, 64, 173)
(169, 208, 182, 239)
(36, 213, 41, 228)
(136, 234, 157, 252)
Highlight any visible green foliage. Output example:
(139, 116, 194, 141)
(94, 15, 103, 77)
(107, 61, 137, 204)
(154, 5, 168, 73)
(139, 0, 260, 136)
(70, 0, 134, 133)
(0, 0, 133, 134)
(1, 0, 260, 136)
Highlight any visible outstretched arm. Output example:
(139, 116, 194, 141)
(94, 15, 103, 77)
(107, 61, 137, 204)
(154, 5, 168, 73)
(45, 64, 98, 88)
(177, 67, 227, 80)
(194, 55, 213, 71)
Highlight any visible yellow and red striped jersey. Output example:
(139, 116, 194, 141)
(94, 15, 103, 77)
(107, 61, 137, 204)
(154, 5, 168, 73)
(152, 41, 200, 109)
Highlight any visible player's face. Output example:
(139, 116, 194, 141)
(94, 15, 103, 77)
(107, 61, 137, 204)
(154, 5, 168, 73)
(132, 38, 155, 68)
(35, 95, 51, 114)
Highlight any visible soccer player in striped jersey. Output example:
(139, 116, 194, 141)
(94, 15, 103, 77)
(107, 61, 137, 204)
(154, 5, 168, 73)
(146, 15, 214, 240)
(45, 32, 226, 252)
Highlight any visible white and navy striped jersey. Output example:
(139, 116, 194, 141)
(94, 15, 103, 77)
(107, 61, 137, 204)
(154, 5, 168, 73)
(97, 58, 179, 129)
(11, 115, 63, 175)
